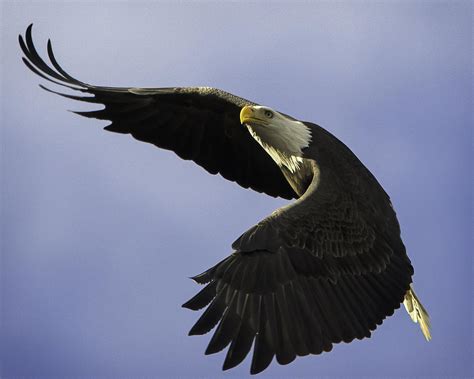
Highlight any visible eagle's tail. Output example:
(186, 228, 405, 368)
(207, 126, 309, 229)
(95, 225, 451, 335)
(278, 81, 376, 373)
(403, 284, 431, 341)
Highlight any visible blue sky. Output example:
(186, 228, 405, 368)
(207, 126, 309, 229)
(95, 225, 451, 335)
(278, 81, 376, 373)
(1, 1, 472, 378)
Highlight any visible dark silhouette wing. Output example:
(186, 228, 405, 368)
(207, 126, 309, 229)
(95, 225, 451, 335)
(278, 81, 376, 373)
(184, 130, 414, 374)
(19, 24, 296, 200)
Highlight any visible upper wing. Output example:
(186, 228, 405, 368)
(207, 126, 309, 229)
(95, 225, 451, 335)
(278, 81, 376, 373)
(184, 136, 414, 374)
(19, 25, 296, 200)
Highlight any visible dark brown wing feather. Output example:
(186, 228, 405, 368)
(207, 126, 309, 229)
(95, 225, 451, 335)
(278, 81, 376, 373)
(184, 250, 412, 374)
(19, 24, 296, 200)
(184, 125, 413, 374)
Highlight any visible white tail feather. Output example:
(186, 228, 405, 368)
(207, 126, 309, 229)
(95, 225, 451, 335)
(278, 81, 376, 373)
(403, 284, 432, 341)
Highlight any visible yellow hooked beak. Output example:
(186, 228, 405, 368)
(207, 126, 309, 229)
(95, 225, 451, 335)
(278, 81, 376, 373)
(240, 105, 262, 125)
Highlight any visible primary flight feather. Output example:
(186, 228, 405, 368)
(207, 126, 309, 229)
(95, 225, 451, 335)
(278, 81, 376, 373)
(19, 24, 430, 375)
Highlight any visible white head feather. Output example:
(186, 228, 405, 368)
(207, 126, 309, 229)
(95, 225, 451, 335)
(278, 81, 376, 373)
(241, 105, 312, 173)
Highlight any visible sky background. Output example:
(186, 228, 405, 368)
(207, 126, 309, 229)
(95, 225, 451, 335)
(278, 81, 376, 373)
(1, 1, 472, 378)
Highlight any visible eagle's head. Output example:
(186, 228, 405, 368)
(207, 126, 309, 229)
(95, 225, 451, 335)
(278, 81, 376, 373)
(240, 105, 312, 172)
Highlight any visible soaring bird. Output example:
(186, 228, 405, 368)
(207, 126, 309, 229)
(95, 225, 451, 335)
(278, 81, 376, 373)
(19, 24, 431, 375)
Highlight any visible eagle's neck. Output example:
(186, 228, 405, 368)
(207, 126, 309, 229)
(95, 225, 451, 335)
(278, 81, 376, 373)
(246, 119, 314, 197)
(245, 119, 312, 174)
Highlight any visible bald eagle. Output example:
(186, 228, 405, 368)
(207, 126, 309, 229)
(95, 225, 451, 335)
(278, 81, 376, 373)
(19, 24, 430, 374)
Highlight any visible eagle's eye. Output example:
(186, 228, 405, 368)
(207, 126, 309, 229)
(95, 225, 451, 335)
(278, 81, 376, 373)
(264, 110, 274, 119)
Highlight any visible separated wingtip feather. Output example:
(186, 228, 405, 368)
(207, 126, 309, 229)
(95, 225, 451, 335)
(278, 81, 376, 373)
(20, 23, 89, 90)
(190, 271, 212, 284)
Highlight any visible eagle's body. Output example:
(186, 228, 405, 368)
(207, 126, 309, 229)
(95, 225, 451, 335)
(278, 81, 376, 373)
(20, 24, 430, 375)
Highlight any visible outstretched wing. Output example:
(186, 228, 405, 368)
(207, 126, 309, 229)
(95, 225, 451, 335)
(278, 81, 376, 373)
(184, 131, 414, 374)
(19, 24, 296, 200)
(184, 249, 412, 374)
